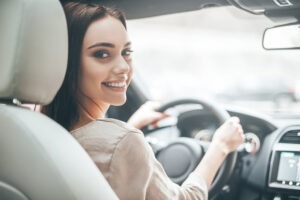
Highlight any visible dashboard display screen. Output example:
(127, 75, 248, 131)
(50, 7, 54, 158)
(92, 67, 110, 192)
(277, 152, 300, 183)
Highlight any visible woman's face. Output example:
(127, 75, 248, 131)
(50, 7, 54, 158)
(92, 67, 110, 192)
(79, 16, 132, 108)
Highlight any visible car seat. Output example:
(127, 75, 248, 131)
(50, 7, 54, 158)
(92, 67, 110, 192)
(0, 0, 118, 199)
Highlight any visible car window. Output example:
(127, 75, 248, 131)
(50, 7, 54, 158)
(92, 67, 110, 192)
(127, 6, 300, 116)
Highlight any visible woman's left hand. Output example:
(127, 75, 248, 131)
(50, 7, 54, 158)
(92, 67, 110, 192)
(127, 101, 169, 129)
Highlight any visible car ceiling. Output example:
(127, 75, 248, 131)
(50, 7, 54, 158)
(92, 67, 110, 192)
(99, 0, 230, 19)
(61, 0, 300, 22)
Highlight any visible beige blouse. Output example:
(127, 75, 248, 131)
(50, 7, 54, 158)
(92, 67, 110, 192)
(71, 118, 208, 200)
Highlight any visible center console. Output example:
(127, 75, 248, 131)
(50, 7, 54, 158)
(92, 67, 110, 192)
(268, 127, 300, 192)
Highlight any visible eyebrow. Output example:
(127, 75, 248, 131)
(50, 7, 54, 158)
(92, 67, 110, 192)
(87, 42, 131, 49)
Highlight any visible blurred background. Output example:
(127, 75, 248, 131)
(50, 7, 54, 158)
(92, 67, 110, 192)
(127, 6, 300, 116)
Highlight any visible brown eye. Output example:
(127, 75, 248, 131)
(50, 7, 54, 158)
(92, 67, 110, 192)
(93, 50, 109, 59)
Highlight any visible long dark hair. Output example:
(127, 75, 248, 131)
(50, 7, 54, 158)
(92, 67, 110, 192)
(41, 1, 127, 130)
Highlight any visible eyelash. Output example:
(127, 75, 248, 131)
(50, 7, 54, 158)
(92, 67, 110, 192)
(93, 50, 109, 59)
(122, 49, 133, 57)
(92, 49, 133, 59)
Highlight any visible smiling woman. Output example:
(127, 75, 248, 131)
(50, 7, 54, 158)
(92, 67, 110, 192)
(2, 0, 300, 199)
(42, 1, 244, 200)
(76, 14, 133, 128)
(41, 2, 130, 130)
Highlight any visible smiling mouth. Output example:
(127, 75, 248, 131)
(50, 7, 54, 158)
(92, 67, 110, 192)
(102, 81, 127, 88)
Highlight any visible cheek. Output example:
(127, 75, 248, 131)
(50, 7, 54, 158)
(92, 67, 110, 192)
(128, 62, 134, 81)
(79, 58, 107, 94)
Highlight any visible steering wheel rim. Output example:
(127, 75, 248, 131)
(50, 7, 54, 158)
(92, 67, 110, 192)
(150, 98, 237, 195)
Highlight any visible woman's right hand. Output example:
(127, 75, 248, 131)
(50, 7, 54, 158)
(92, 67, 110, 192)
(127, 101, 169, 130)
(212, 117, 245, 155)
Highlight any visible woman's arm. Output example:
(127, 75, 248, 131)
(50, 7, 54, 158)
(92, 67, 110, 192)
(194, 117, 244, 188)
(108, 117, 243, 200)
(108, 130, 208, 200)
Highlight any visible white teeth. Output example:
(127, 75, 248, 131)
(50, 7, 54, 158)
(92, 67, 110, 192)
(104, 81, 126, 88)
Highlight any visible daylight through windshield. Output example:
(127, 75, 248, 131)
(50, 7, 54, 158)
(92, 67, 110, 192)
(128, 6, 300, 116)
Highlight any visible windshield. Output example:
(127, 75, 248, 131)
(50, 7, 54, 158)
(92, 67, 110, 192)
(127, 6, 300, 116)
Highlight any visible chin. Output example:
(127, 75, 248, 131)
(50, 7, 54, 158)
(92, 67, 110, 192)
(110, 98, 127, 106)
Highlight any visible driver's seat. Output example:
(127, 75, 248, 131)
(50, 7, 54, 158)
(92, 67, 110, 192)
(0, 0, 118, 199)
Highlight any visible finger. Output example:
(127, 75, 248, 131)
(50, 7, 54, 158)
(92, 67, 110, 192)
(145, 101, 161, 110)
(161, 112, 170, 118)
(241, 132, 245, 140)
(229, 116, 240, 123)
(151, 112, 169, 123)
(239, 126, 244, 134)
(152, 121, 159, 128)
(237, 124, 243, 132)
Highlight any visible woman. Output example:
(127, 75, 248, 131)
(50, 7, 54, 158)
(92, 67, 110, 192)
(42, 1, 244, 199)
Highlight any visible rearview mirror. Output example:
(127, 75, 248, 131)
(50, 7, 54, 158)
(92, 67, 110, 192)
(263, 23, 300, 50)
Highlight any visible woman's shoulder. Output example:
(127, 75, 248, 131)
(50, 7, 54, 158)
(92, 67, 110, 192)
(97, 118, 140, 132)
(70, 118, 142, 143)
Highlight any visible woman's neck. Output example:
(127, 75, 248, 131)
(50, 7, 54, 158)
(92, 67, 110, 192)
(71, 94, 109, 131)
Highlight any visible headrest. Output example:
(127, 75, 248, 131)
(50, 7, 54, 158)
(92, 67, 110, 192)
(0, 0, 68, 105)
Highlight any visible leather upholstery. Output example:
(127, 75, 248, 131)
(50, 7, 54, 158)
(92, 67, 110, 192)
(0, 0, 118, 199)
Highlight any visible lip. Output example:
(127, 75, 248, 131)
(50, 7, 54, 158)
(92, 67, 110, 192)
(101, 80, 127, 92)
(104, 86, 126, 92)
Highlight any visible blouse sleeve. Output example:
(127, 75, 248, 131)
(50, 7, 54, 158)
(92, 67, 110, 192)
(107, 131, 208, 200)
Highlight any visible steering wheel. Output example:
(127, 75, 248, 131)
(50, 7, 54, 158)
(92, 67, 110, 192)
(146, 98, 237, 195)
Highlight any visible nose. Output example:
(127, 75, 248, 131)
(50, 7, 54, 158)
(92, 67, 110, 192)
(113, 55, 131, 74)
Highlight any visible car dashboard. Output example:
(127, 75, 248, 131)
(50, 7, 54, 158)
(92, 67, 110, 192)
(231, 109, 300, 200)
(144, 106, 300, 200)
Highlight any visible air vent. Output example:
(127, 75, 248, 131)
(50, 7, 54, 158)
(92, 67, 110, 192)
(279, 129, 300, 144)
